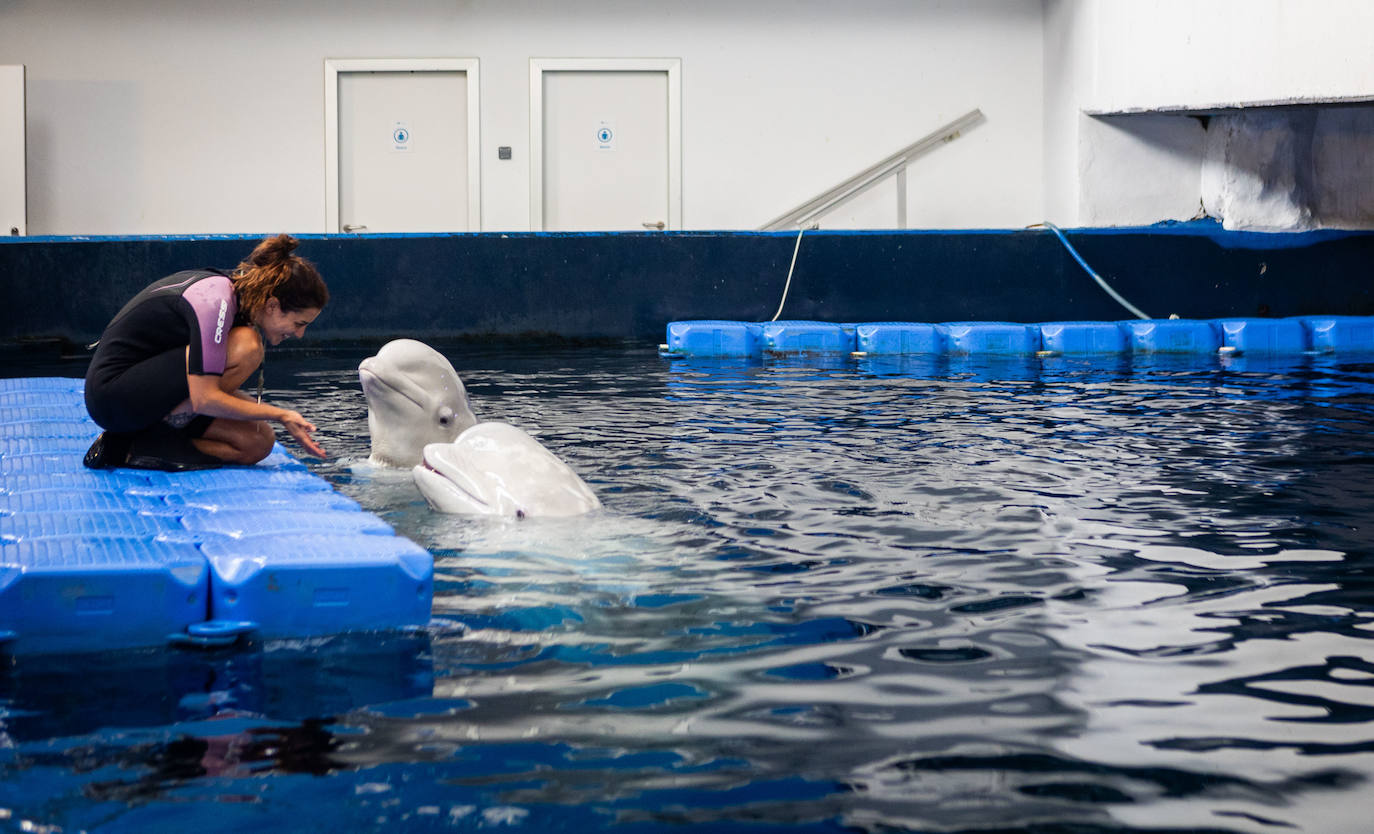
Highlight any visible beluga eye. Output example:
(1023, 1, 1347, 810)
(438, 405, 454, 426)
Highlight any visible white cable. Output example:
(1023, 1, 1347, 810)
(770, 224, 812, 322)
(1038, 222, 1151, 320)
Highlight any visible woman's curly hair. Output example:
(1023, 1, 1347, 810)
(233, 233, 329, 318)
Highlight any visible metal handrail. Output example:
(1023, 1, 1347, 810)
(758, 108, 985, 231)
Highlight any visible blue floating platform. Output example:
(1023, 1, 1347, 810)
(0, 378, 434, 655)
(855, 322, 940, 355)
(1301, 316, 1374, 352)
(938, 322, 1040, 355)
(1216, 318, 1309, 353)
(1118, 319, 1221, 353)
(665, 320, 762, 357)
(762, 320, 856, 354)
(0, 538, 208, 655)
(1039, 321, 1129, 354)
(202, 534, 433, 636)
(664, 317, 1374, 358)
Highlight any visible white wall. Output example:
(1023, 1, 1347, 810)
(10, 0, 1371, 235)
(0, 65, 23, 235)
(1041, 0, 1090, 226)
(1089, 0, 1374, 114)
(1045, 0, 1374, 231)
(0, 0, 1045, 236)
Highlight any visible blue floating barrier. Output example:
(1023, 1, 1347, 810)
(0, 489, 172, 516)
(1300, 316, 1374, 352)
(761, 321, 856, 354)
(1038, 322, 1128, 354)
(258, 446, 310, 470)
(0, 378, 438, 654)
(0, 470, 154, 495)
(1214, 318, 1309, 353)
(0, 452, 93, 475)
(0, 537, 207, 655)
(0, 391, 89, 408)
(202, 534, 433, 637)
(854, 322, 940, 355)
(0, 511, 182, 544)
(665, 320, 762, 357)
(132, 468, 335, 494)
(181, 509, 394, 539)
(0, 377, 82, 393)
(1, 423, 100, 439)
(0, 436, 94, 456)
(0, 406, 94, 425)
(169, 487, 363, 515)
(1119, 319, 1220, 353)
(937, 322, 1040, 355)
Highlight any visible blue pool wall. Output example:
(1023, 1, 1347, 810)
(2, 221, 1373, 347)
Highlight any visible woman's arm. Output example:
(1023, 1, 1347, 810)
(186, 374, 326, 457)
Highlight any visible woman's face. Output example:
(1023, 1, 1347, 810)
(257, 298, 321, 345)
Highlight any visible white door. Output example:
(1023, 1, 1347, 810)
(325, 59, 481, 234)
(531, 59, 681, 232)
(0, 65, 24, 236)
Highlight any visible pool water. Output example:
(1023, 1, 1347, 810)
(3, 345, 1374, 833)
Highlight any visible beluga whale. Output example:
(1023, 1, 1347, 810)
(358, 339, 601, 518)
(358, 338, 477, 467)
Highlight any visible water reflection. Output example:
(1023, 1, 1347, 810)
(2, 346, 1374, 831)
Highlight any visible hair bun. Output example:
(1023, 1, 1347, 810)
(249, 233, 300, 267)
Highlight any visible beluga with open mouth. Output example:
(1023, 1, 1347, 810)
(358, 339, 600, 518)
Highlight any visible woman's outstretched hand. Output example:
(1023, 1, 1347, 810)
(279, 409, 326, 458)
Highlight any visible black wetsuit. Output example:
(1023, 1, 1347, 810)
(85, 269, 242, 438)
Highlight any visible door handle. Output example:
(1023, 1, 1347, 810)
(642, 221, 665, 231)
(342, 224, 368, 233)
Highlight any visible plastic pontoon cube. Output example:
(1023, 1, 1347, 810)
(665, 320, 762, 357)
(761, 321, 856, 354)
(1214, 318, 1308, 354)
(855, 322, 940, 355)
(1300, 316, 1374, 352)
(937, 322, 1040, 355)
(1118, 319, 1220, 353)
(1038, 322, 1129, 354)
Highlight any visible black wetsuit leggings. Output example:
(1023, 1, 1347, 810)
(84, 346, 213, 438)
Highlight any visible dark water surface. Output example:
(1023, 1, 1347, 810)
(3, 345, 1374, 833)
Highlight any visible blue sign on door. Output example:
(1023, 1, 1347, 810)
(392, 121, 413, 153)
(596, 120, 616, 151)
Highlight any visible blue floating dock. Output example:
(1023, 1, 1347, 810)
(664, 316, 1374, 358)
(665, 320, 763, 357)
(0, 378, 434, 655)
(938, 322, 1039, 355)
(1119, 319, 1221, 353)
(855, 322, 940, 355)
(1301, 316, 1374, 352)
(1215, 318, 1308, 353)
(762, 320, 856, 354)
(1039, 321, 1129, 354)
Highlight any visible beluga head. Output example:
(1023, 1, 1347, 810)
(414, 423, 601, 518)
(358, 339, 478, 467)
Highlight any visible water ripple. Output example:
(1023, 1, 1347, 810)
(6, 346, 1374, 831)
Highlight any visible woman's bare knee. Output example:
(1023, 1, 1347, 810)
(194, 418, 274, 465)
(234, 423, 275, 464)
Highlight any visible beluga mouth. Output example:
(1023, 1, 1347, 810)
(411, 423, 601, 518)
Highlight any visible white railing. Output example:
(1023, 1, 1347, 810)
(758, 108, 985, 231)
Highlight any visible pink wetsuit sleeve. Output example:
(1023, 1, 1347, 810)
(181, 275, 237, 375)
